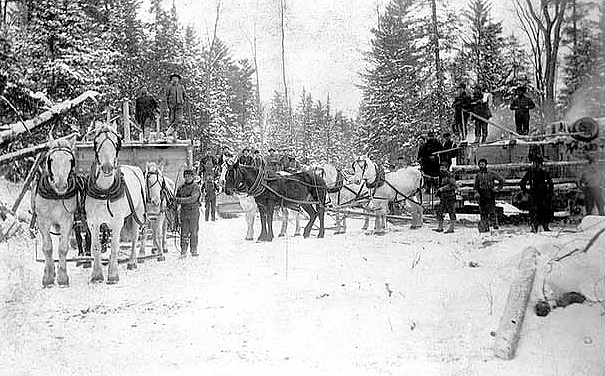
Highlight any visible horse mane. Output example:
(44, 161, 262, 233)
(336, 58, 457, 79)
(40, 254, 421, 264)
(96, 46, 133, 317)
(48, 138, 74, 150)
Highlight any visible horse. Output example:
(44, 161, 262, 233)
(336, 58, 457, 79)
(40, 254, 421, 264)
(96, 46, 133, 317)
(33, 134, 81, 287)
(352, 155, 423, 235)
(223, 157, 326, 241)
(141, 162, 175, 260)
(85, 123, 147, 284)
(218, 161, 301, 240)
(309, 162, 370, 234)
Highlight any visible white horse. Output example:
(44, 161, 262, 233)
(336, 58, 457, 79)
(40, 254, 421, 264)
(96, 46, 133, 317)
(141, 162, 175, 260)
(33, 135, 80, 287)
(86, 123, 147, 284)
(219, 159, 301, 240)
(309, 162, 370, 234)
(352, 155, 423, 235)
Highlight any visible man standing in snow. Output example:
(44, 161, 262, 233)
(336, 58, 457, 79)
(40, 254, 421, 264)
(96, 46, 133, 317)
(175, 169, 200, 258)
(520, 155, 554, 232)
(202, 176, 218, 221)
(510, 86, 535, 135)
(165, 73, 187, 135)
(474, 158, 505, 232)
(434, 161, 458, 233)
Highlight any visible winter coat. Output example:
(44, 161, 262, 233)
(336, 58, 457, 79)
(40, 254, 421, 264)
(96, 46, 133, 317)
(510, 94, 535, 120)
(265, 155, 282, 172)
(437, 171, 457, 199)
(520, 166, 554, 198)
(175, 181, 201, 210)
(135, 94, 159, 125)
(202, 179, 218, 201)
(453, 93, 472, 125)
(166, 83, 187, 107)
(474, 169, 505, 195)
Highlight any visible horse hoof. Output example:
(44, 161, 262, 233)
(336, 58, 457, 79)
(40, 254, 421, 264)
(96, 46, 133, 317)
(245, 237, 254, 241)
(410, 225, 421, 230)
(375, 231, 386, 236)
(151, 247, 158, 254)
(57, 277, 69, 287)
(163, 249, 168, 253)
(137, 258, 145, 264)
(293, 233, 301, 237)
(157, 255, 166, 262)
(82, 261, 92, 269)
(42, 281, 55, 288)
(127, 263, 137, 270)
(278, 234, 285, 237)
(106, 276, 119, 284)
(317, 234, 325, 239)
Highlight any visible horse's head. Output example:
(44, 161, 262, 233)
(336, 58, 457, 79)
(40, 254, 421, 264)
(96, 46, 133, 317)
(223, 155, 245, 195)
(319, 162, 340, 187)
(93, 122, 122, 176)
(46, 135, 77, 195)
(352, 155, 375, 185)
(145, 162, 165, 207)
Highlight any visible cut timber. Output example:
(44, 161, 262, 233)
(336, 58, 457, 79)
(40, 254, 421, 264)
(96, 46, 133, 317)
(0, 90, 99, 145)
(0, 132, 79, 164)
(493, 246, 539, 360)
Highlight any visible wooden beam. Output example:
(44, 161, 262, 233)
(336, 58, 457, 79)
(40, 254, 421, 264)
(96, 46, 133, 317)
(12, 152, 44, 213)
(0, 132, 80, 164)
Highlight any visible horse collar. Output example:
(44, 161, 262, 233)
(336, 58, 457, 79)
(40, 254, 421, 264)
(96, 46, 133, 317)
(37, 173, 79, 200)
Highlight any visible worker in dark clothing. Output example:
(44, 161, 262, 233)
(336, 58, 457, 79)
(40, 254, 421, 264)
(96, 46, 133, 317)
(264, 148, 281, 173)
(471, 88, 492, 144)
(474, 158, 505, 232)
(440, 132, 457, 166)
(577, 154, 604, 216)
(417, 131, 443, 193)
(452, 83, 472, 139)
(199, 150, 218, 180)
(175, 169, 200, 257)
(252, 149, 264, 168)
(238, 148, 254, 165)
(135, 86, 159, 141)
(283, 155, 300, 173)
(520, 156, 554, 232)
(165, 73, 187, 135)
(217, 146, 232, 166)
(434, 161, 458, 233)
(202, 176, 218, 221)
(510, 86, 535, 135)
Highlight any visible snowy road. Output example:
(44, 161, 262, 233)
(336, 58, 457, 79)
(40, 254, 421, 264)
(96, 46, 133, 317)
(1, 214, 604, 376)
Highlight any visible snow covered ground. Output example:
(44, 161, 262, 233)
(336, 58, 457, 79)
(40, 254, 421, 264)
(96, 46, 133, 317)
(1, 178, 604, 376)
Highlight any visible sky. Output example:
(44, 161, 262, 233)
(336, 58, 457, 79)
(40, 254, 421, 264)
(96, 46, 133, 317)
(142, 0, 516, 116)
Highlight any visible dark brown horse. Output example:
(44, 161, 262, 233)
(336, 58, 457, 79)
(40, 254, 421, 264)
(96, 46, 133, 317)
(224, 159, 326, 241)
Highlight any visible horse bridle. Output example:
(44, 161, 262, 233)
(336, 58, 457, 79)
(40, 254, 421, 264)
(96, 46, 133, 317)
(145, 170, 166, 202)
(93, 129, 122, 174)
(46, 147, 76, 182)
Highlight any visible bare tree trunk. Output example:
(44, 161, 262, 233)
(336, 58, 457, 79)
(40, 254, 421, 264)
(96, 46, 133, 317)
(279, 0, 292, 140)
(430, 0, 445, 128)
(251, 0, 263, 149)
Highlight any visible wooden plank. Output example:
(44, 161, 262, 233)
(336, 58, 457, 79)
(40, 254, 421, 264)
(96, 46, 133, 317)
(0, 132, 80, 164)
(12, 152, 44, 213)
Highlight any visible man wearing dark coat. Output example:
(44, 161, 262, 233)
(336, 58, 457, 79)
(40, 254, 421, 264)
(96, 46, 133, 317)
(199, 150, 218, 180)
(471, 88, 492, 143)
(433, 161, 458, 233)
(474, 158, 505, 231)
(175, 169, 200, 257)
(417, 131, 443, 192)
(202, 176, 218, 222)
(452, 83, 472, 139)
(440, 132, 457, 166)
(264, 148, 282, 173)
(520, 156, 554, 232)
(135, 86, 159, 141)
(510, 86, 536, 135)
(238, 148, 254, 165)
(165, 73, 187, 135)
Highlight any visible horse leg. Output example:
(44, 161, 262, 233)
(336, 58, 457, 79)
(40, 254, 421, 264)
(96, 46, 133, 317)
(266, 203, 275, 241)
(138, 218, 147, 260)
(278, 207, 288, 237)
(301, 204, 316, 238)
(245, 209, 255, 240)
(107, 222, 122, 284)
(257, 205, 267, 242)
(362, 214, 369, 230)
(317, 204, 325, 238)
(410, 202, 423, 229)
(334, 213, 342, 235)
(89, 223, 104, 283)
(342, 214, 347, 234)
(57, 221, 72, 287)
(40, 226, 55, 287)
(128, 220, 140, 270)
(156, 216, 166, 261)
(294, 210, 301, 236)
(162, 216, 168, 253)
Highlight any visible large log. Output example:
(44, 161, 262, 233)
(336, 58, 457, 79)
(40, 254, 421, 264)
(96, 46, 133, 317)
(11, 152, 44, 213)
(0, 90, 100, 145)
(493, 246, 539, 360)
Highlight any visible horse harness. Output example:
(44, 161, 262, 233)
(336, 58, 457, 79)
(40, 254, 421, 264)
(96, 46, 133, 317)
(145, 170, 174, 218)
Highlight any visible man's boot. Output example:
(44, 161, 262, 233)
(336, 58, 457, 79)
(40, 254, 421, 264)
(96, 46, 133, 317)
(433, 219, 444, 232)
(190, 247, 199, 257)
(444, 220, 455, 233)
(180, 242, 188, 259)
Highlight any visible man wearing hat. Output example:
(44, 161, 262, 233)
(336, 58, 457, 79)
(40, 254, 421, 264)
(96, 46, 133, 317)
(520, 155, 554, 232)
(165, 73, 187, 135)
(510, 86, 535, 135)
(174, 168, 201, 257)
(452, 83, 472, 139)
(434, 160, 458, 233)
(238, 147, 254, 165)
(200, 149, 218, 181)
(135, 86, 159, 142)
(265, 148, 281, 173)
(474, 158, 505, 232)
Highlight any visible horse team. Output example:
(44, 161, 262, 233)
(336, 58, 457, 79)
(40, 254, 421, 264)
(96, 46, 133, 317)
(34, 123, 423, 287)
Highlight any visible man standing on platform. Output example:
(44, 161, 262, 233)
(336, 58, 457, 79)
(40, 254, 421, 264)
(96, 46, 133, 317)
(265, 148, 282, 173)
(510, 86, 535, 135)
(135, 86, 159, 142)
(452, 83, 472, 139)
(175, 169, 200, 257)
(165, 73, 187, 136)
(474, 158, 505, 232)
